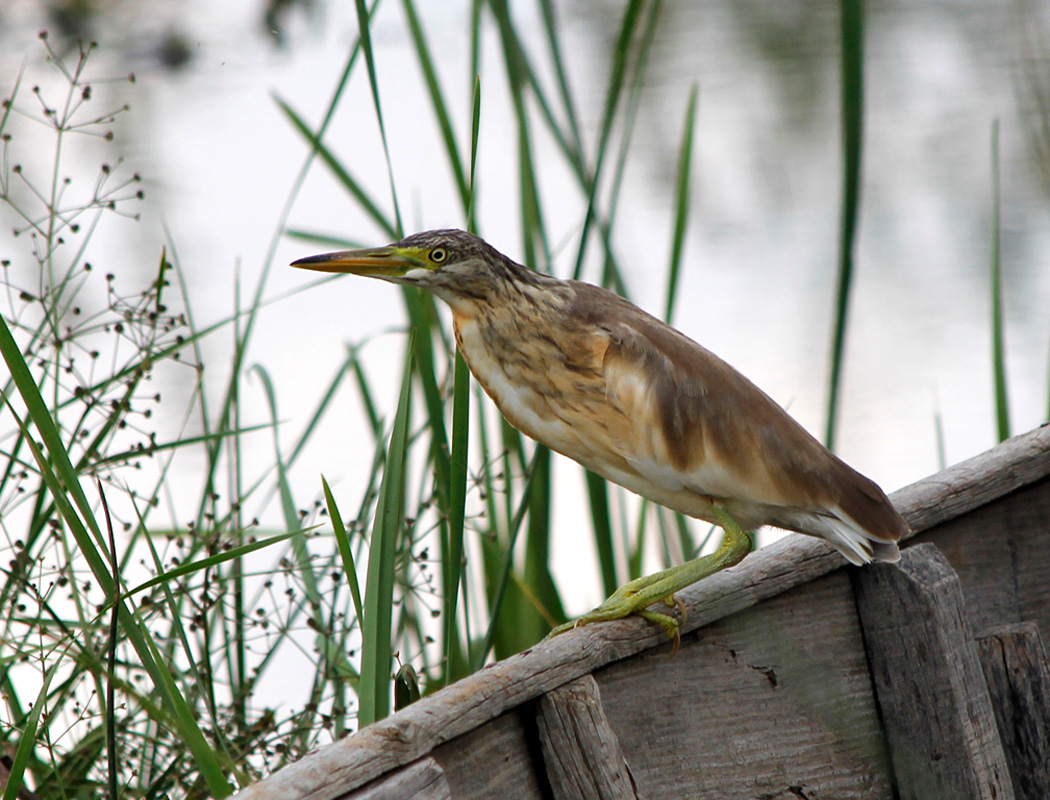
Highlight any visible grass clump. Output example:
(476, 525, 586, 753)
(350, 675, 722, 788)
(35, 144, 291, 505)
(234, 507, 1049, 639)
(0, 11, 704, 792)
(0, 35, 375, 798)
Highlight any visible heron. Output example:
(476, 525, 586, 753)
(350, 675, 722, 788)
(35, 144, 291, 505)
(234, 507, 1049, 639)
(293, 229, 906, 640)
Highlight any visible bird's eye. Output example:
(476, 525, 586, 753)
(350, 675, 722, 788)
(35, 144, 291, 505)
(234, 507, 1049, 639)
(429, 247, 448, 264)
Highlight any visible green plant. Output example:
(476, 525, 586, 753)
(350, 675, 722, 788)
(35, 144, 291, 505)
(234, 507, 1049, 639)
(0, 34, 386, 798)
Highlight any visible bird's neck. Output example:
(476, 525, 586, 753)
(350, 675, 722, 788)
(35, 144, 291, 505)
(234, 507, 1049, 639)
(447, 277, 583, 432)
(448, 277, 571, 356)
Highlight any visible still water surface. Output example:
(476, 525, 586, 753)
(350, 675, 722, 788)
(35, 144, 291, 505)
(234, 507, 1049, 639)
(1, 0, 1048, 612)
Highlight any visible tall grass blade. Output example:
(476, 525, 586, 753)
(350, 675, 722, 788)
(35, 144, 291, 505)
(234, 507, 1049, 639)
(2, 662, 58, 800)
(537, 0, 585, 158)
(934, 407, 948, 471)
(444, 352, 471, 683)
(521, 446, 564, 644)
(400, 0, 470, 211)
(276, 98, 397, 239)
(99, 481, 120, 800)
(354, 0, 404, 236)
(285, 354, 355, 466)
(134, 599, 238, 794)
(121, 530, 304, 601)
(470, 387, 510, 661)
(990, 118, 1010, 442)
(629, 500, 649, 580)
(585, 473, 618, 597)
(474, 453, 541, 670)
(402, 292, 452, 500)
(324, 476, 364, 624)
(825, 0, 865, 450)
(467, 76, 481, 233)
(252, 364, 326, 626)
(358, 344, 414, 727)
(484, 0, 549, 265)
(570, 0, 647, 282)
(1, 319, 107, 560)
(134, 501, 238, 776)
(343, 342, 384, 437)
(665, 84, 699, 325)
(595, 0, 661, 295)
(207, 3, 394, 535)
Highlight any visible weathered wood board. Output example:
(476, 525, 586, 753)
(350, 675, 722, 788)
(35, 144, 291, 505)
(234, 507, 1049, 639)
(344, 758, 451, 800)
(596, 571, 893, 799)
(910, 476, 1050, 635)
(231, 425, 1050, 800)
(430, 711, 546, 800)
(854, 545, 1013, 800)
(536, 676, 637, 800)
(976, 623, 1050, 800)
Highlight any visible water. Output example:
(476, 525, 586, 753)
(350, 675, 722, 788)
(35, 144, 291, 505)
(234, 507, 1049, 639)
(2, 0, 1048, 611)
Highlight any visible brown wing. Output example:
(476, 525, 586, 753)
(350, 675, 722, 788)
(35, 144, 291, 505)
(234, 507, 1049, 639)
(568, 282, 907, 562)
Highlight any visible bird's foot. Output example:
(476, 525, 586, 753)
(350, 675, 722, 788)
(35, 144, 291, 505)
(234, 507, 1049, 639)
(546, 574, 685, 642)
(546, 505, 753, 648)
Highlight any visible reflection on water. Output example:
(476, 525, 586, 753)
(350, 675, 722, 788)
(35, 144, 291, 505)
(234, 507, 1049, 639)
(1, 1, 1048, 544)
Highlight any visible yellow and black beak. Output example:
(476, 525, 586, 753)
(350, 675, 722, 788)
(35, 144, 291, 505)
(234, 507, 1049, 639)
(291, 246, 430, 280)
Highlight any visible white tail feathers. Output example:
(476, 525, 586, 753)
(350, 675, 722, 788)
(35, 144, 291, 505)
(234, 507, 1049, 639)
(788, 509, 902, 566)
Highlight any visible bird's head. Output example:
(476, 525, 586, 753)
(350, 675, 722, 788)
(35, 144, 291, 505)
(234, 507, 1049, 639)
(292, 229, 541, 305)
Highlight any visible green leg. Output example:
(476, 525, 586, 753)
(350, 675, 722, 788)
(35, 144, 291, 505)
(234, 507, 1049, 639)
(548, 505, 755, 639)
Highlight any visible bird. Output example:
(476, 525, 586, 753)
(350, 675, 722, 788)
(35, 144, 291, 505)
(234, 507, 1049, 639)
(292, 229, 907, 640)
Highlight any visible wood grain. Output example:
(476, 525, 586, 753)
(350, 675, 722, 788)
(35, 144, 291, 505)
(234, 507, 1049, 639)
(232, 425, 1050, 800)
(595, 571, 893, 799)
(853, 544, 1013, 800)
(911, 477, 1050, 635)
(430, 711, 546, 800)
(536, 675, 637, 800)
(343, 758, 450, 800)
(891, 424, 1050, 534)
(976, 623, 1050, 800)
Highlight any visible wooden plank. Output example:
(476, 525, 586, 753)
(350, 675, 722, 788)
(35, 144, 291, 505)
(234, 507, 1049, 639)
(231, 425, 1050, 800)
(975, 623, 1050, 800)
(852, 544, 1013, 800)
(911, 477, 1050, 635)
(536, 675, 637, 800)
(891, 424, 1050, 534)
(595, 571, 893, 799)
(911, 495, 1025, 632)
(1013, 483, 1050, 634)
(342, 757, 450, 800)
(430, 710, 545, 800)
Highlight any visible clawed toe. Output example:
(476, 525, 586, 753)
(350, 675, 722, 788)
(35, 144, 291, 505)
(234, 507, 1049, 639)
(545, 590, 688, 651)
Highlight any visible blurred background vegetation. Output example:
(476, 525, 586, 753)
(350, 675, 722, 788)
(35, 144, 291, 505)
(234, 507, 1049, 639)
(1, 0, 1049, 797)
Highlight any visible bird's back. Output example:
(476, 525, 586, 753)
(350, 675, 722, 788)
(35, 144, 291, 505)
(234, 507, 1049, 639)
(450, 276, 907, 565)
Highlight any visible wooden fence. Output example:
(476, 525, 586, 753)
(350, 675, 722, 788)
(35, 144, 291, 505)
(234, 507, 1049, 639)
(233, 424, 1050, 800)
